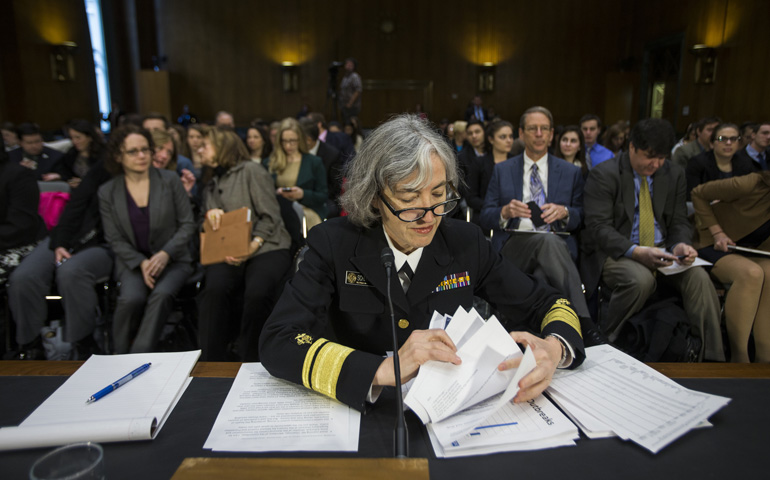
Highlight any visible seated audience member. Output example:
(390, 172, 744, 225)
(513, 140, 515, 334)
(269, 121, 280, 146)
(307, 112, 355, 162)
(99, 125, 195, 354)
(692, 172, 770, 363)
(671, 116, 720, 170)
(671, 122, 697, 154)
(267, 118, 328, 230)
(150, 129, 196, 196)
(735, 121, 770, 171)
(344, 117, 364, 153)
(458, 120, 486, 173)
(8, 123, 63, 180)
(554, 125, 589, 178)
(260, 114, 585, 411)
(215, 111, 235, 129)
(57, 119, 106, 189)
(168, 125, 187, 154)
(9, 157, 113, 359)
(197, 127, 291, 361)
(142, 113, 168, 132)
(451, 120, 467, 153)
(2, 122, 20, 151)
(738, 122, 757, 150)
(246, 123, 273, 164)
(602, 123, 626, 158)
(581, 118, 724, 361)
(1, 137, 44, 292)
(185, 124, 206, 172)
(580, 114, 614, 168)
(299, 118, 343, 218)
(465, 94, 488, 122)
(685, 123, 756, 199)
(480, 107, 597, 341)
(465, 120, 513, 225)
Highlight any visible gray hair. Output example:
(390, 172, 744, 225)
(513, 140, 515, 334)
(340, 114, 459, 227)
(519, 106, 554, 130)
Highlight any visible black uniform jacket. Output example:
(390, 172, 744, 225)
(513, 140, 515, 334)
(260, 216, 584, 411)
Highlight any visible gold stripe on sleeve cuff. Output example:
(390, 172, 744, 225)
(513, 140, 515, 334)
(541, 300, 582, 338)
(301, 337, 355, 400)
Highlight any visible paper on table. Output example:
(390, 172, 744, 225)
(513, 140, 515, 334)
(548, 345, 730, 453)
(0, 350, 199, 451)
(203, 363, 360, 452)
(658, 256, 712, 275)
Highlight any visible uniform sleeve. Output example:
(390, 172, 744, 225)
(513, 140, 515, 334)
(259, 224, 383, 411)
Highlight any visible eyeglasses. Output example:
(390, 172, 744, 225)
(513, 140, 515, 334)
(123, 147, 152, 157)
(715, 135, 740, 144)
(379, 184, 460, 222)
(281, 138, 299, 144)
(524, 125, 552, 134)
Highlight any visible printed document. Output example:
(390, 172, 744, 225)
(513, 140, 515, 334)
(203, 363, 360, 452)
(0, 350, 200, 451)
(548, 345, 730, 453)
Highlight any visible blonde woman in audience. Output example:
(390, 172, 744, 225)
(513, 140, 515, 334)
(150, 129, 196, 195)
(197, 127, 291, 361)
(99, 125, 195, 354)
(555, 125, 589, 178)
(267, 118, 328, 229)
(452, 120, 467, 153)
(692, 171, 770, 363)
(246, 123, 272, 163)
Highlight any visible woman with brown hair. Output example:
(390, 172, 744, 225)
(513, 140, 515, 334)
(465, 120, 514, 225)
(267, 117, 328, 230)
(692, 171, 770, 362)
(555, 125, 589, 178)
(197, 127, 291, 361)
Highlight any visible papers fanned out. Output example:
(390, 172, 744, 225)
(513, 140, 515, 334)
(203, 363, 360, 452)
(0, 350, 200, 451)
(405, 307, 578, 457)
(200, 207, 252, 265)
(548, 345, 731, 453)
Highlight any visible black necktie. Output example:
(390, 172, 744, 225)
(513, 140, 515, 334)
(398, 263, 414, 293)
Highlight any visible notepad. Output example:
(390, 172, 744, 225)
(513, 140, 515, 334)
(0, 350, 200, 451)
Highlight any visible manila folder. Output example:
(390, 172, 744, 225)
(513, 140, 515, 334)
(200, 207, 252, 265)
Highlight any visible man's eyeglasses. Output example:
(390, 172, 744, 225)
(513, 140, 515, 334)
(715, 135, 740, 144)
(379, 184, 460, 222)
(123, 147, 152, 157)
(523, 125, 552, 134)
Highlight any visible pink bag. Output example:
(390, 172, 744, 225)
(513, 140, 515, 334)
(38, 191, 70, 230)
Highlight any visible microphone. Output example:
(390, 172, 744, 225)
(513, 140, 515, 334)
(381, 247, 408, 458)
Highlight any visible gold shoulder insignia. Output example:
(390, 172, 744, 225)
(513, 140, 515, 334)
(295, 333, 313, 345)
(556, 298, 572, 305)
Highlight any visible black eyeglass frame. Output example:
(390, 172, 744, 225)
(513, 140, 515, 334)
(378, 183, 461, 222)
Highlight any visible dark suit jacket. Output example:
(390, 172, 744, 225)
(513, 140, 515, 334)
(580, 153, 692, 296)
(296, 153, 329, 220)
(685, 150, 756, 200)
(324, 131, 355, 163)
(315, 141, 343, 203)
(464, 152, 497, 226)
(464, 105, 488, 122)
(98, 168, 195, 276)
(260, 217, 585, 411)
(734, 146, 767, 172)
(8, 147, 63, 179)
(479, 153, 585, 257)
(0, 160, 44, 249)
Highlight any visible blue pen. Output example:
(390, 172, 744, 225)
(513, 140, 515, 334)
(86, 363, 152, 404)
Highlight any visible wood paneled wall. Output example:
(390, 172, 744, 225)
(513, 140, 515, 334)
(1, 0, 768, 132)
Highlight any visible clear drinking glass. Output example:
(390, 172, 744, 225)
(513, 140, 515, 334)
(29, 442, 105, 480)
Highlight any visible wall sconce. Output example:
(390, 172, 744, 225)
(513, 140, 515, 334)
(478, 63, 496, 92)
(282, 62, 298, 92)
(689, 45, 718, 85)
(50, 42, 78, 82)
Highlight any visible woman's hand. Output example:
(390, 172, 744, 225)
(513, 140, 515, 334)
(713, 232, 735, 252)
(498, 331, 562, 403)
(224, 237, 263, 266)
(180, 169, 196, 195)
(373, 329, 461, 386)
(205, 208, 225, 230)
(145, 250, 170, 278)
(276, 186, 304, 201)
(140, 259, 156, 289)
(54, 247, 72, 264)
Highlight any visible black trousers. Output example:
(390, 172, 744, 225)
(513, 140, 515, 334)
(198, 249, 291, 361)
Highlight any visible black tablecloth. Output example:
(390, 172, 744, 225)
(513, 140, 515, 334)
(0, 376, 767, 479)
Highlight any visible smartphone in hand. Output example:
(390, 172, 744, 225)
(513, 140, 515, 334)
(526, 201, 546, 227)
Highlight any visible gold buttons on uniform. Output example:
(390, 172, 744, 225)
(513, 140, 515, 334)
(398, 319, 409, 329)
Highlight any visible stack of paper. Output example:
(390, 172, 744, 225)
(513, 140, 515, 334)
(203, 363, 360, 452)
(0, 350, 200, 451)
(547, 345, 731, 453)
(406, 307, 579, 457)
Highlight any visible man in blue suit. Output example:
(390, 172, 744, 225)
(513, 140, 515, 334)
(481, 107, 596, 339)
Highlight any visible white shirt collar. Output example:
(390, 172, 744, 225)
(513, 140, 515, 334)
(309, 140, 320, 156)
(383, 226, 423, 274)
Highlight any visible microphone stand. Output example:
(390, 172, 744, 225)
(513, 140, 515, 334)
(382, 248, 409, 458)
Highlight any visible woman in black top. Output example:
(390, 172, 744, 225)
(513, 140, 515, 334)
(57, 119, 106, 189)
(686, 123, 756, 200)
